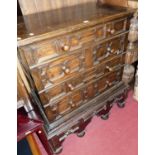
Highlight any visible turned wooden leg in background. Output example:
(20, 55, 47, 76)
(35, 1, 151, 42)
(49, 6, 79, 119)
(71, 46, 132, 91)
(116, 90, 128, 108)
(77, 130, 85, 137)
(96, 100, 114, 120)
(76, 118, 92, 138)
(48, 135, 64, 154)
(101, 112, 109, 120)
(48, 118, 93, 154)
(36, 128, 53, 155)
(26, 134, 42, 155)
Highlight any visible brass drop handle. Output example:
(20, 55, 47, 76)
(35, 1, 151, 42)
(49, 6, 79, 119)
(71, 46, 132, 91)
(94, 83, 98, 88)
(84, 90, 88, 98)
(52, 105, 57, 112)
(62, 66, 70, 74)
(106, 66, 113, 72)
(106, 81, 112, 87)
(110, 48, 115, 53)
(62, 44, 70, 51)
(107, 47, 111, 52)
(107, 28, 115, 34)
(110, 29, 115, 34)
(107, 47, 115, 54)
(69, 101, 76, 108)
(107, 28, 111, 33)
(68, 83, 74, 91)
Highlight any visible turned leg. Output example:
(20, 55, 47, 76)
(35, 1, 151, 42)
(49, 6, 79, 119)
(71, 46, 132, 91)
(77, 130, 85, 137)
(96, 100, 114, 120)
(48, 135, 64, 154)
(76, 118, 92, 138)
(116, 89, 128, 108)
(54, 147, 63, 154)
(36, 128, 53, 155)
(117, 101, 126, 108)
(101, 112, 109, 120)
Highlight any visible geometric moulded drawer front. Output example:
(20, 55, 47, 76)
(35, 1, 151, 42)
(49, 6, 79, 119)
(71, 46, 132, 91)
(43, 68, 123, 123)
(106, 18, 127, 37)
(29, 50, 85, 91)
(93, 34, 126, 65)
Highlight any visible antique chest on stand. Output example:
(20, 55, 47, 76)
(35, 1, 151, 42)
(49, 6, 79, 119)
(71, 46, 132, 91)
(17, 0, 135, 154)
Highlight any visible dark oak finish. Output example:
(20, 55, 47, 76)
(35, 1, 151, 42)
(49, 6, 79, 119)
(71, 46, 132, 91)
(18, 0, 98, 15)
(18, 2, 135, 154)
(17, 3, 134, 46)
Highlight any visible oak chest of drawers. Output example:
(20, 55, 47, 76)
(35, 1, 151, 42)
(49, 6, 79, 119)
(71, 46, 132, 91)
(18, 2, 135, 154)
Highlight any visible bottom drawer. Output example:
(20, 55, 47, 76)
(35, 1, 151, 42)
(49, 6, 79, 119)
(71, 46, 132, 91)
(44, 88, 84, 122)
(43, 68, 123, 123)
(97, 68, 123, 94)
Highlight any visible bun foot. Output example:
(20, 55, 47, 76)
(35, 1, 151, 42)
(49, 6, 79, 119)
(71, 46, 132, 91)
(77, 131, 85, 137)
(54, 147, 63, 154)
(117, 101, 125, 108)
(101, 113, 109, 120)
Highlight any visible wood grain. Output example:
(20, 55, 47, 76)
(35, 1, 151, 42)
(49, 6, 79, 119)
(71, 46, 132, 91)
(17, 2, 134, 153)
(26, 134, 42, 155)
(101, 0, 128, 7)
(17, 3, 134, 46)
(19, 0, 97, 15)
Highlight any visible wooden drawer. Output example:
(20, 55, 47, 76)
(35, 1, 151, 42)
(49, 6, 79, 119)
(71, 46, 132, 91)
(106, 18, 127, 37)
(21, 18, 127, 67)
(104, 55, 123, 74)
(23, 34, 83, 67)
(94, 24, 106, 41)
(44, 87, 85, 122)
(38, 74, 84, 105)
(21, 28, 95, 67)
(93, 34, 126, 65)
(30, 51, 85, 91)
(44, 81, 97, 123)
(38, 69, 95, 106)
(21, 39, 59, 67)
(95, 55, 123, 77)
(43, 68, 122, 123)
(96, 69, 123, 96)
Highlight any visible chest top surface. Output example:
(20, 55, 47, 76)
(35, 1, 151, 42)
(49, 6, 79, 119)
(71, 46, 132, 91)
(17, 2, 134, 46)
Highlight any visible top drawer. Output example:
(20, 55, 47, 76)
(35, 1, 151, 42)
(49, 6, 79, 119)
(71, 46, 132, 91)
(20, 36, 81, 67)
(106, 18, 127, 38)
(20, 18, 129, 67)
(20, 28, 95, 67)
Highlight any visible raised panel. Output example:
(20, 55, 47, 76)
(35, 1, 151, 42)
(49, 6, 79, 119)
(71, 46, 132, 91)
(58, 97, 71, 115)
(30, 51, 85, 91)
(83, 83, 95, 101)
(95, 24, 106, 40)
(57, 34, 82, 52)
(39, 83, 66, 105)
(84, 46, 94, 69)
(65, 75, 84, 93)
(97, 69, 123, 95)
(106, 69, 123, 86)
(106, 35, 125, 56)
(44, 106, 58, 122)
(70, 89, 83, 108)
(44, 96, 71, 122)
(97, 76, 107, 93)
(106, 18, 127, 37)
(37, 70, 94, 106)
(93, 34, 126, 65)
(22, 40, 59, 66)
(104, 55, 123, 74)
(93, 41, 107, 65)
